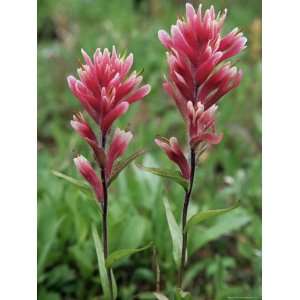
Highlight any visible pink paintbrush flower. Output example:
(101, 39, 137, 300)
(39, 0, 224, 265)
(67, 47, 151, 135)
(154, 4, 246, 288)
(106, 128, 133, 177)
(155, 137, 190, 179)
(158, 3, 246, 112)
(187, 101, 223, 148)
(73, 155, 103, 202)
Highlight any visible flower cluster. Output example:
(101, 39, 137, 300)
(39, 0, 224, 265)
(68, 47, 150, 135)
(159, 4, 245, 110)
(68, 47, 150, 201)
(156, 3, 246, 171)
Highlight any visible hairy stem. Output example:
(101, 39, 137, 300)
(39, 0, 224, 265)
(100, 134, 113, 299)
(178, 148, 196, 288)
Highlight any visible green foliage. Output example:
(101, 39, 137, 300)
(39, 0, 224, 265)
(108, 149, 146, 186)
(92, 224, 111, 300)
(38, 0, 261, 298)
(136, 164, 189, 191)
(52, 170, 91, 192)
(189, 209, 252, 255)
(106, 243, 153, 269)
(163, 197, 182, 268)
(175, 289, 193, 300)
(185, 201, 240, 232)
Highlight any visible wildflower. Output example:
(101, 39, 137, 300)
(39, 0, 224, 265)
(157, 3, 245, 152)
(154, 4, 246, 289)
(68, 42, 151, 299)
(67, 47, 151, 135)
(158, 3, 246, 113)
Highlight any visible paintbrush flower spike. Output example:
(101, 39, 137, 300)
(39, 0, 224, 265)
(157, 2, 245, 154)
(154, 4, 247, 289)
(158, 2, 246, 123)
(68, 47, 151, 135)
(68, 45, 151, 211)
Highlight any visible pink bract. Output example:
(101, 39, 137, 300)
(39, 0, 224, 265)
(67, 47, 151, 135)
(187, 101, 223, 148)
(106, 128, 133, 177)
(73, 155, 103, 201)
(155, 137, 190, 179)
(70, 112, 97, 145)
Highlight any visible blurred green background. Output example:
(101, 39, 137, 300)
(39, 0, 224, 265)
(37, 0, 261, 299)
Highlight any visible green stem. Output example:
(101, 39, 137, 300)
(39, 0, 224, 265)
(100, 134, 113, 300)
(178, 148, 196, 288)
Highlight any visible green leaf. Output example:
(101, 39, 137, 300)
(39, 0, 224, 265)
(163, 197, 182, 267)
(153, 292, 170, 300)
(106, 242, 152, 268)
(190, 209, 251, 254)
(175, 289, 192, 300)
(111, 269, 118, 300)
(52, 170, 90, 192)
(91, 224, 110, 300)
(136, 292, 170, 300)
(108, 149, 146, 186)
(38, 288, 60, 300)
(185, 201, 240, 232)
(37, 216, 65, 280)
(136, 164, 188, 191)
(182, 261, 205, 289)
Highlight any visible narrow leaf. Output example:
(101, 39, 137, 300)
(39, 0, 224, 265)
(108, 149, 146, 186)
(106, 242, 152, 268)
(136, 164, 188, 191)
(110, 270, 118, 300)
(190, 209, 251, 254)
(185, 201, 240, 232)
(153, 292, 170, 300)
(91, 224, 110, 300)
(163, 197, 182, 267)
(52, 170, 90, 191)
